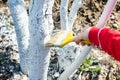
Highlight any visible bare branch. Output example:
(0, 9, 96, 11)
(96, 0, 118, 27)
(60, 0, 69, 30)
(68, 0, 83, 30)
(58, 46, 92, 80)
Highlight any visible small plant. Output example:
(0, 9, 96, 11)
(0, 53, 4, 65)
(79, 56, 101, 73)
(5, 20, 12, 29)
(116, 77, 120, 80)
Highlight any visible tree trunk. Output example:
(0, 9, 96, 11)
(8, 0, 30, 75)
(29, 0, 54, 80)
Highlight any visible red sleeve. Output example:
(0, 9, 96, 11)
(89, 27, 120, 61)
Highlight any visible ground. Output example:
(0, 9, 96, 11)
(0, 0, 120, 80)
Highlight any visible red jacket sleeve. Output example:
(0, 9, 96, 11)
(89, 27, 120, 61)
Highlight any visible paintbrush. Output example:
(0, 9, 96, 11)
(45, 30, 91, 48)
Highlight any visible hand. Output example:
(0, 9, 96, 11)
(74, 26, 92, 45)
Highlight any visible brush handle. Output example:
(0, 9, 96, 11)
(81, 40, 91, 45)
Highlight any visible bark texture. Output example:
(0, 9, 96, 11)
(8, 0, 30, 75)
(29, 0, 54, 80)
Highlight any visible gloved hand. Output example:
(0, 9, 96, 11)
(74, 26, 92, 45)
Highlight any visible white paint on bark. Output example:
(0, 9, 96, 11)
(58, 0, 82, 79)
(8, 0, 30, 74)
(59, 0, 117, 80)
(60, 0, 83, 30)
(96, 0, 117, 27)
(58, 46, 92, 80)
(29, 0, 54, 80)
(68, 0, 83, 30)
(60, 0, 68, 30)
(58, 0, 83, 79)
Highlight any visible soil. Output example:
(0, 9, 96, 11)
(0, 0, 120, 80)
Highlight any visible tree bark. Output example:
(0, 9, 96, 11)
(60, 0, 68, 30)
(58, 0, 83, 79)
(29, 0, 54, 80)
(8, 0, 30, 75)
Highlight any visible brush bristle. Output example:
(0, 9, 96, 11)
(45, 43, 55, 47)
(45, 30, 65, 47)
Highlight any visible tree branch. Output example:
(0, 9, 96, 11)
(60, 0, 69, 30)
(68, 0, 83, 31)
(8, 0, 29, 75)
(96, 0, 118, 27)
(59, 0, 118, 80)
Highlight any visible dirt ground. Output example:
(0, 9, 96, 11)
(0, 0, 120, 80)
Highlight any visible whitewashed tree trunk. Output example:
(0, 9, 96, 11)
(29, 0, 54, 80)
(8, 0, 30, 75)
(8, 0, 117, 80)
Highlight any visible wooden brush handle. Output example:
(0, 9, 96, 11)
(81, 40, 91, 45)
